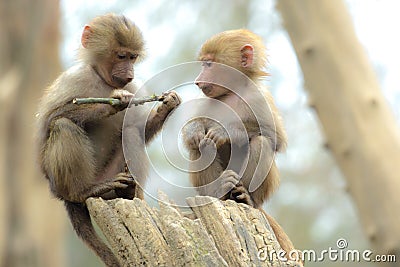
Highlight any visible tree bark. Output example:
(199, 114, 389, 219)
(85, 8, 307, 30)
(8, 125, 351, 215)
(276, 0, 400, 262)
(86, 194, 301, 266)
(0, 1, 65, 266)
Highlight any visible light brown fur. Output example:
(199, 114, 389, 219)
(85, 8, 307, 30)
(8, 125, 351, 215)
(36, 14, 180, 267)
(182, 29, 297, 258)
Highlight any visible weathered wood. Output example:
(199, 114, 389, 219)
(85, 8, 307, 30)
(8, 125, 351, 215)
(87, 198, 143, 266)
(186, 197, 249, 266)
(86, 194, 301, 266)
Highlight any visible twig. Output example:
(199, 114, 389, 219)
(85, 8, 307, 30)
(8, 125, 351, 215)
(72, 94, 164, 106)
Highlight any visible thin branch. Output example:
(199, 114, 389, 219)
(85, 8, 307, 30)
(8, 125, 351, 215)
(72, 94, 165, 106)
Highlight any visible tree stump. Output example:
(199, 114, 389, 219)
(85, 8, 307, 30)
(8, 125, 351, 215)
(86, 192, 301, 266)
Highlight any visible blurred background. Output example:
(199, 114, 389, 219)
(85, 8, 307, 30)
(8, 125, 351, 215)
(0, 0, 399, 266)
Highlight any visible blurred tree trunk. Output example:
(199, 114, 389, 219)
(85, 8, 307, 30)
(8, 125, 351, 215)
(0, 1, 66, 267)
(276, 0, 400, 263)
